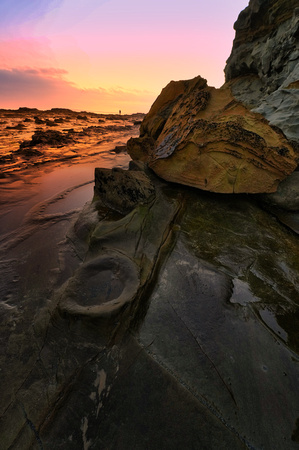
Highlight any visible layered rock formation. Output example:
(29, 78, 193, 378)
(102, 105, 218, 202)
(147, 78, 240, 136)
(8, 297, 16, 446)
(225, 0, 299, 143)
(127, 76, 297, 194)
(224, 0, 299, 210)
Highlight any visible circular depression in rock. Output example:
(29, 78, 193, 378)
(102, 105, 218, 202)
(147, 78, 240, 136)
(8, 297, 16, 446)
(78, 268, 124, 306)
(59, 253, 139, 317)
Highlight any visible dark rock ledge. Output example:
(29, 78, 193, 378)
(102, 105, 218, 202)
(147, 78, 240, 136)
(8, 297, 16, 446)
(2, 158, 299, 449)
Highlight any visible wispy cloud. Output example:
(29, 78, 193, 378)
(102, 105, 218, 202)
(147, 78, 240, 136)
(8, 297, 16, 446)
(16, 67, 68, 77)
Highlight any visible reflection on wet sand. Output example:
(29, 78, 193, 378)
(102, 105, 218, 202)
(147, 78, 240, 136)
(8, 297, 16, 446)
(0, 108, 143, 240)
(0, 108, 143, 174)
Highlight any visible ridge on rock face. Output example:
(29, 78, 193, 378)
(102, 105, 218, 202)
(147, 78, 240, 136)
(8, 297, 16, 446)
(228, 0, 299, 49)
(127, 76, 297, 194)
(225, 0, 299, 144)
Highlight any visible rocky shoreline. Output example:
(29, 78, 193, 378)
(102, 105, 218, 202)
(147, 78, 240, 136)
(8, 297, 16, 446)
(0, 108, 144, 175)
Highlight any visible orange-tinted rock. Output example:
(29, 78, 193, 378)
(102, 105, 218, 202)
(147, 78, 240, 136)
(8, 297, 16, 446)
(127, 76, 297, 194)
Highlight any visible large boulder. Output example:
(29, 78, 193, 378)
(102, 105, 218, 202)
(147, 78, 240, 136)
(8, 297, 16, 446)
(128, 76, 297, 194)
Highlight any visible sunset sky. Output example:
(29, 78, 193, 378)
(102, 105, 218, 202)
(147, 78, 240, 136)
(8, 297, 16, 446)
(0, 0, 249, 114)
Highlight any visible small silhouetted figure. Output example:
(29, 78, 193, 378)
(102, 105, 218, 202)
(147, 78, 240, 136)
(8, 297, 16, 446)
(119, 110, 121, 115)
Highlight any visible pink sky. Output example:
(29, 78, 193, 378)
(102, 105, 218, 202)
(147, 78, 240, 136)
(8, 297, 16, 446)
(0, 0, 249, 113)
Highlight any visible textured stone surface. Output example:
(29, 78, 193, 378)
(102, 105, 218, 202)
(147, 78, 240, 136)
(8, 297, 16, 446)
(230, 0, 299, 48)
(58, 252, 140, 318)
(1, 161, 299, 449)
(224, 0, 299, 210)
(225, 1, 299, 83)
(128, 76, 297, 194)
(94, 167, 155, 214)
(6, 168, 299, 449)
(260, 170, 299, 211)
(225, 2, 299, 143)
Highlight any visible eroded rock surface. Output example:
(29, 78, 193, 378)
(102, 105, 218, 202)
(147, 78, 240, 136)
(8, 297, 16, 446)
(225, 1, 299, 143)
(261, 170, 299, 211)
(94, 166, 155, 214)
(128, 76, 297, 193)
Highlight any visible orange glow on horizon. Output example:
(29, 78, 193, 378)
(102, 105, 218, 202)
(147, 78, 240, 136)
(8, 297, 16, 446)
(0, 0, 249, 113)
